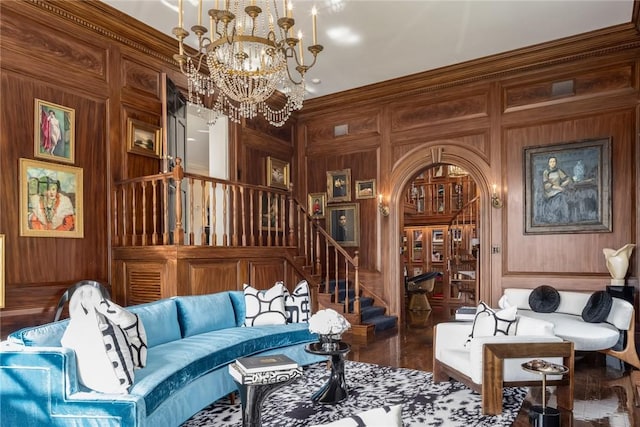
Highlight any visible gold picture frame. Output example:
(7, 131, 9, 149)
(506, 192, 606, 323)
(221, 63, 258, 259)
(326, 203, 360, 247)
(266, 156, 290, 190)
(355, 179, 376, 199)
(0, 234, 4, 308)
(127, 118, 162, 158)
(19, 158, 84, 238)
(308, 192, 326, 218)
(34, 98, 75, 164)
(327, 168, 351, 203)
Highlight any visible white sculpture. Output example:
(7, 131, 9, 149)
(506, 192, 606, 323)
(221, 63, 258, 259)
(603, 244, 636, 286)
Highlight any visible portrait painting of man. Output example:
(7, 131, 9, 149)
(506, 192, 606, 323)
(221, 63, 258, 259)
(327, 203, 359, 247)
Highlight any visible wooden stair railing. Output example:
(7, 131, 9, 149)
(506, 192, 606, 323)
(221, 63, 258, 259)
(112, 158, 364, 322)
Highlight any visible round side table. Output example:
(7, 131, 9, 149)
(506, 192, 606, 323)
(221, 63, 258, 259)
(304, 341, 351, 404)
(521, 359, 569, 427)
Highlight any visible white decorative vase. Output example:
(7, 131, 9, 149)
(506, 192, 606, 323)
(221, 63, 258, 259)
(603, 244, 636, 286)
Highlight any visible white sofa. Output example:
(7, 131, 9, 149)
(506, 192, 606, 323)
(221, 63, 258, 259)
(499, 288, 640, 369)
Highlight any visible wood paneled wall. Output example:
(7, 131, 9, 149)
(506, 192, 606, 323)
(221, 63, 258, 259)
(0, 1, 293, 336)
(297, 23, 640, 318)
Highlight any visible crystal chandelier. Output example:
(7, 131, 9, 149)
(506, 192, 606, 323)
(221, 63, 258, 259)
(172, 0, 323, 127)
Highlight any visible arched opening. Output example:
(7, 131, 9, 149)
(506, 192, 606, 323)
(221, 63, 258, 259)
(382, 144, 497, 320)
(401, 163, 480, 316)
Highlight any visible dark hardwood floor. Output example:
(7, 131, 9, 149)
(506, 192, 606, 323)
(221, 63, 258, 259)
(344, 303, 640, 426)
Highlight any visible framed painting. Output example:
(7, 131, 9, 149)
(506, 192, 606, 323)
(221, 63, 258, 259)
(19, 158, 84, 238)
(327, 169, 351, 203)
(34, 99, 75, 164)
(524, 137, 611, 234)
(308, 192, 326, 218)
(326, 203, 359, 247)
(266, 156, 290, 190)
(127, 118, 162, 158)
(0, 234, 4, 308)
(355, 179, 376, 199)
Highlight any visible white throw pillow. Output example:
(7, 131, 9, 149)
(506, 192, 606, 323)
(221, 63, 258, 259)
(466, 301, 517, 346)
(61, 285, 146, 393)
(309, 404, 402, 427)
(283, 280, 311, 323)
(243, 283, 287, 326)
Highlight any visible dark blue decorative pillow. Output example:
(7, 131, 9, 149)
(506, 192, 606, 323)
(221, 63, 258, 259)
(529, 285, 560, 313)
(582, 291, 613, 323)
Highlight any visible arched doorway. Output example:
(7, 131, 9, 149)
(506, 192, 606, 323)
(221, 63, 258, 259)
(402, 163, 480, 313)
(382, 144, 497, 320)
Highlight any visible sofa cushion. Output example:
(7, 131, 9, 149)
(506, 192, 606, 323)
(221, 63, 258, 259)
(229, 291, 247, 327)
(467, 302, 517, 345)
(518, 310, 620, 351)
(175, 293, 236, 337)
(243, 283, 287, 326)
(8, 319, 70, 347)
(529, 285, 560, 313)
(128, 299, 182, 348)
(283, 280, 311, 323)
(582, 291, 613, 323)
(515, 315, 555, 336)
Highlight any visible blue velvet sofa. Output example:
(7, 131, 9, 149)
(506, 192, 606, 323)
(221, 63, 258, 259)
(1, 291, 325, 427)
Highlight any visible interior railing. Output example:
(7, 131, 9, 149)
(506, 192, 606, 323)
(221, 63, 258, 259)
(112, 158, 361, 318)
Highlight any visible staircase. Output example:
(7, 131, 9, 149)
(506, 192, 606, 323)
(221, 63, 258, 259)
(320, 279, 398, 336)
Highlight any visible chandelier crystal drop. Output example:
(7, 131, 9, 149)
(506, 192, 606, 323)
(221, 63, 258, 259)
(172, 0, 322, 127)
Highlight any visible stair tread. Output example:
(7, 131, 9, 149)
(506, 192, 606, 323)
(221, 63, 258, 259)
(363, 314, 398, 332)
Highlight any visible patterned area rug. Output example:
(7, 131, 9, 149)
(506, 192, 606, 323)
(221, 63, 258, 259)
(182, 361, 526, 426)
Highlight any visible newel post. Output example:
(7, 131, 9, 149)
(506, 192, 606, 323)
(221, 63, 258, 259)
(288, 182, 295, 246)
(172, 158, 185, 245)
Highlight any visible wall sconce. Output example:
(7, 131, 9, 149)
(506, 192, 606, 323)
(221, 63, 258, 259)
(378, 194, 390, 217)
(491, 184, 503, 208)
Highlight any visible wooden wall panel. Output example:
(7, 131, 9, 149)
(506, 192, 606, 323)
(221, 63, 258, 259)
(122, 58, 162, 98)
(504, 63, 635, 112)
(248, 259, 286, 289)
(187, 260, 242, 294)
(390, 92, 489, 131)
(504, 110, 635, 275)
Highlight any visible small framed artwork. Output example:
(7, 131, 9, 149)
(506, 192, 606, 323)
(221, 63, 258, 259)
(355, 179, 376, 199)
(524, 137, 611, 234)
(19, 158, 84, 238)
(0, 233, 4, 308)
(327, 169, 351, 203)
(308, 192, 326, 218)
(266, 156, 290, 190)
(127, 118, 162, 158)
(34, 99, 75, 164)
(326, 203, 359, 247)
(432, 229, 444, 242)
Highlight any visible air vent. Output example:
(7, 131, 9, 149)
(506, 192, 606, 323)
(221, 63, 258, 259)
(551, 80, 575, 97)
(128, 270, 162, 305)
(334, 124, 349, 137)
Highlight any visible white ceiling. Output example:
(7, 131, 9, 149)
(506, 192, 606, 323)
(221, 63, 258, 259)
(101, 0, 634, 100)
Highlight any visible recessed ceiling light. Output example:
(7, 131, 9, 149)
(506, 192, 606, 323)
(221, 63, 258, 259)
(327, 26, 360, 45)
(311, 78, 321, 84)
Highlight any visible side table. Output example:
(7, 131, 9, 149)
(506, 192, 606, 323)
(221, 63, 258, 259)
(304, 341, 351, 404)
(521, 359, 569, 427)
(229, 362, 303, 427)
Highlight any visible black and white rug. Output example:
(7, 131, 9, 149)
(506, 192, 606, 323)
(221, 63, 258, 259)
(182, 361, 526, 426)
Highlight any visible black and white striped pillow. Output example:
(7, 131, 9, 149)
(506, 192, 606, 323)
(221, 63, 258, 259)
(243, 283, 287, 326)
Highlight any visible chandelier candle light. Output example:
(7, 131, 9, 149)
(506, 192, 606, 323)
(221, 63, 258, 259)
(173, 0, 323, 126)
